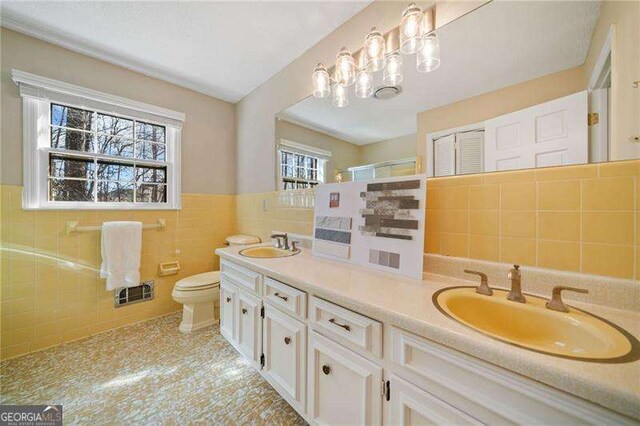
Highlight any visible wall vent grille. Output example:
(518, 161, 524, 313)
(114, 281, 154, 307)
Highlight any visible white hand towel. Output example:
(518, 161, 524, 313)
(100, 221, 142, 291)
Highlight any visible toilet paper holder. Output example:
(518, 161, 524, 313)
(158, 261, 181, 276)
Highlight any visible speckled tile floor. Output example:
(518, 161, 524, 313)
(1, 313, 306, 425)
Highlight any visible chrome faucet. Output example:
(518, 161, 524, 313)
(507, 264, 526, 303)
(271, 232, 289, 250)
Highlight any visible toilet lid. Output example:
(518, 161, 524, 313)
(175, 271, 221, 290)
(226, 234, 261, 245)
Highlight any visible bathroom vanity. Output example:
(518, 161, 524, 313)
(215, 245, 639, 425)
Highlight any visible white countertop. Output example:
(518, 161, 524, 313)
(215, 244, 640, 420)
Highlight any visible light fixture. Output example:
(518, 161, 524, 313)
(383, 53, 403, 86)
(335, 47, 355, 86)
(355, 69, 373, 98)
(400, 3, 424, 54)
(332, 84, 349, 108)
(312, 63, 331, 98)
(364, 27, 385, 72)
(417, 33, 440, 73)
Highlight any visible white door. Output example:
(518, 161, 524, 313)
(484, 91, 588, 171)
(263, 305, 307, 415)
(237, 289, 262, 368)
(387, 375, 480, 426)
(308, 331, 382, 426)
(589, 88, 609, 162)
(220, 280, 237, 343)
(433, 134, 455, 177)
(456, 131, 484, 175)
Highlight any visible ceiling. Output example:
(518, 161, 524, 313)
(281, 0, 601, 145)
(0, 1, 370, 103)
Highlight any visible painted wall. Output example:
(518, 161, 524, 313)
(583, 0, 639, 161)
(1, 185, 235, 360)
(359, 133, 417, 166)
(0, 28, 236, 195)
(275, 119, 361, 183)
(416, 66, 586, 165)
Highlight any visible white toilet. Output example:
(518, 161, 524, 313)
(172, 234, 260, 333)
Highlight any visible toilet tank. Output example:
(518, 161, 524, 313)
(225, 234, 261, 246)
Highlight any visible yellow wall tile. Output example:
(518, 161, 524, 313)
(500, 238, 536, 265)
(469, 185, 499, 210)
(469, 211, 499, 236)
(441, 233, 468, 257)
(501, 211, 536, 238)
(581, 177, 634, 211)
(439, 210, 469, 233)
(537, 180, 580, 210)
(438, 186, 469, 210)
(469, 235, 499, 261)
(582, 211, 634, 245)
(537, 240, 580, 272)
(582, 244, 634, 279)
(534, 163, 598, 181)
(538, 211, 580, 241)
(598, 160, 640, 177)
(484, 169, 534, 184)
(500, 182, 535, 210)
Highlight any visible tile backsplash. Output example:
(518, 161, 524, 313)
(0, 185, 235, 360)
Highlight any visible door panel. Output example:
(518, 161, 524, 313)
(308, 331, 382, 426)
(237, 289, 261, 367)
(220, 280, 237, 343)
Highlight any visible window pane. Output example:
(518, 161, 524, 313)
(51, 104, 92, 131)
(98, 161, 134, 182)
(136, 184, 166, 203)
(97, 136, 134, 158)
(136, 166, 166, 183)
(136, 141, 165, 161)
(307, 168, 317, 181)
(282, 151, 293, 166)
(296, 155, 305, 167)
(97, 113, 133, 138)
(296, 167, 305, 178)
(49, 178, 94, 202)
(282, 165, 293, 178)
(49, 155, 95, 179)
(136, 122, 166, 144)
(98, 181, 133, 202)
(51, 128, 94, 152)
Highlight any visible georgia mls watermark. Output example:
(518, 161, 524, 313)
(0, 405, 62, 426)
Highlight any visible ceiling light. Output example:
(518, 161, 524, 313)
(312, 63, 331, 98)
(355, 69, 374, 98)
(400, 3, 425, 54)
(332, 84, 349, 108)
(364, 27, 386, 72)
(383, 53, 403, 86)
(335, 47, 355, 86)
(417, 33, 441, 73)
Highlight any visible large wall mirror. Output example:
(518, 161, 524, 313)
(275, 0, 639, 189)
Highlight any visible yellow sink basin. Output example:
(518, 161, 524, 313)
(239, 246, 300, 259)
(433, 287, 638, 362)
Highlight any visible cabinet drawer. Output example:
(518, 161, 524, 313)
(310, 297, 382, 358)
(391, 327, 635, 425)
(221, 259, 262, 296)
(263, 277, 307, 319)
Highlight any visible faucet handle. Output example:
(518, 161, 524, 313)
(464, 269, 493, 296)
(546, 286, 588, 313)
(290, 241, 299, 252)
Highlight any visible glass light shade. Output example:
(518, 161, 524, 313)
(364, 27, 386, 72)
(383, 53, 403, 86)
(332, 84, 349, 108)
(355, 69, 373, 98)
(400, 3, 425, 54)
(335, 47, 355, 86)
(417, 33, 441, 73)
(312, 63, 331, 98)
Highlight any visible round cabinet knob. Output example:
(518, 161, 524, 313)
(284, 337, 291, 345)
(322, 365, 331, 375)
(226, 297, 231, 303)
(242, 308, 247, 315)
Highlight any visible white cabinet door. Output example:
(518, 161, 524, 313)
(237, 289, 262, 368)
(219, 280, 237, 343)
(263, 305, 307, 415)
(308, 331, 382, 426)
(387, 375, 480, 426)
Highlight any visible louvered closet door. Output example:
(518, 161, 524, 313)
(433, 134, 455, 177)
(456, 131, 484, 175)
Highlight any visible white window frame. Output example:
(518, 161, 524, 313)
(13, 70, 184, 210)
(276, 139, 330, 190)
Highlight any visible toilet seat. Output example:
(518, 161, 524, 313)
(174, 271, 220, 291)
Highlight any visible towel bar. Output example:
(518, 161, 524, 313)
(66, 219, 166, 236)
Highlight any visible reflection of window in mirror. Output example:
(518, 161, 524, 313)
(277, 139, 328, 190)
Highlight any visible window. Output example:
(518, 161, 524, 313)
(14, 70, 184, 209)
(277, 139, 330, 190)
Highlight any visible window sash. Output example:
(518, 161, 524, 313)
(278, 149, 324, 190)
